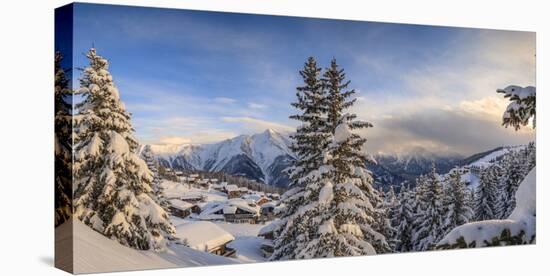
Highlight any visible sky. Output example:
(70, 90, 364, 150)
(66, 3, 535, 156)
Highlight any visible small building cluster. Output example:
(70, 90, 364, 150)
(159, 170, 285, 260)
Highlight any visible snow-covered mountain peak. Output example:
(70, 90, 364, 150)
(144, 129, 295, 187)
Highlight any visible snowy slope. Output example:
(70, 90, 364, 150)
(142, 129, 294, 187)
(57, 219, 238, 274)
(438, 167, 536, 247)
(455, 145, 526, 190)
(467, 145, 525, 167)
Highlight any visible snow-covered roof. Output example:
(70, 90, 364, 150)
(225, 185, 239, 192)
(223, 205, 238, 214)
(243, 194, 262, 201)
(169, 199, 195, 211)
(200, 199, 259, 217)
(239, 187, 249, 192)
(181, 193, 204, 200)
(227, 198, 259, 214)
(261, 202, 277, 209)
(176, 221, 235, 251)
(197, 213, 225, 221)
(258, 219, 282, 236)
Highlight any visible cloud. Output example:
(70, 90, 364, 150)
(158, 136, 192, 145)
(148, 130, 238, 145)
(214, 97, 237, 104)
(361, 102, 535, 156)
(349, 30, 535, 155)
(458, 96, 509, 120)
(248, 102, 267, 109)
(221, 116, 294, 133)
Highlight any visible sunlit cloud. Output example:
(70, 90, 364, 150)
(221, 116, 294, 133)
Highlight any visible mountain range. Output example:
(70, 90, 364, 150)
(141, 129, 295, 188)
(142, 129, 516, 189)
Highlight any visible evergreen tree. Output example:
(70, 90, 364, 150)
(467, 186, 477, 216)
(497, 85, 536, 130)
(392, 185, 415, 252)
(376, 187, 398, 252)
(323, 58, 358, 132)
(54, 51, 73, 227)
(442, 169, 473, 235)
(526, 142, 536, 173)
(272, 57, 328, 260)
(73, 48, 176, 251)
(141, 145, 169, 211)
(474, 165, 499, 221)
(412, 165, 445, 251)
(497, 152, 526, 218)
(287, 57, 331, 185)
(272, 58, 389, 259)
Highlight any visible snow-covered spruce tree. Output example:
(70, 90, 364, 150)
(496, 153, 523, 219)
(54, 51, 73, 227)
(272, 58, 390, 259)
(412, 165, 445, 251)
(315, 58, 390, 255)
(392, 185, 415, 252)
(379, 187, 398, 251)
(293, 113, 389, 258)
(141, 145, 169, 212)
(271, 57, 330, 260)
(474, 165, 500, 221)
(73, 48, 176, 251)
(522, 142, 536, 176)
(442, 169, 473, 235)
(497, 85, 536, 130)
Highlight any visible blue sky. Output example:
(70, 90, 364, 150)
(67, 3, 535, 155)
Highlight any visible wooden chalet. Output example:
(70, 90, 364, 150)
(169, 199, 201, 218)
(176, 221, 236, 257)
(181, 193, 206, 203)
(260, 202, 276, 220)
(199, 199, 260, 224)
(225, 184, 241, 199)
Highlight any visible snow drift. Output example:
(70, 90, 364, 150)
(56, 219, 237, 274)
